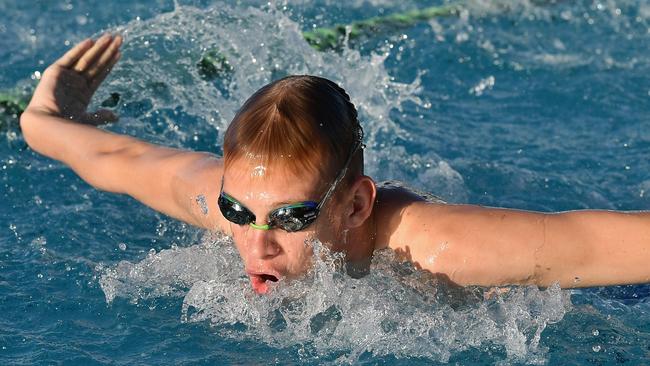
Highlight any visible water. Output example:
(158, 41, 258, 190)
(2, 0, 650, 364)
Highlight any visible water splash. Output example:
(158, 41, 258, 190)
(97, 2, 466, 199)
(100, 231, 571, 364)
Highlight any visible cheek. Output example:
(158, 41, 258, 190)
(282, 234, 315, 272)
(315, 208, 345, 243)
(230, 227, 250, 256)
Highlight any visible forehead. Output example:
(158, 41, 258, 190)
(222, 158, 327, 203)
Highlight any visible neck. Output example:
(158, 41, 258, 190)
(342, 211, 377, 277)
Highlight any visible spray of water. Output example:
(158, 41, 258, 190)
(100, 231, 571, 364)
(95, 3, 577, 363)
(96, 2, 466, 200)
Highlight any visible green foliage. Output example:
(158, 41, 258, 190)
(197, 49, 234, 81)
(302, 3, 461, 51)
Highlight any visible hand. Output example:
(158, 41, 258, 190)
(26, 33, 123, 125)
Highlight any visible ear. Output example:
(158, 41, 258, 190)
(342, 176, 377, 229)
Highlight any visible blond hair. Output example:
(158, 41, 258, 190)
(223, 75, 363, 180)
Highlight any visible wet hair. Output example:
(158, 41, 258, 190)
(223, 75, 363, 181)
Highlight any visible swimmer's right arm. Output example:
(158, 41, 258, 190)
(20, 35, 228, 232)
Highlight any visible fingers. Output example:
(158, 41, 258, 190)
(54, 38, 94, 68)
(85, 35, 122, 80)
(89, 49, 121, 93)
(73, 33, 114, 73)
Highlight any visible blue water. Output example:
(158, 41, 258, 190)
(2, 0, 650, 364)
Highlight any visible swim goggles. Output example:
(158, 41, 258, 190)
(218, 127, 364, 232)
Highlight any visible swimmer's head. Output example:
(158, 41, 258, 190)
(220, 75, 376, 294)
(223, 75, 363, 180)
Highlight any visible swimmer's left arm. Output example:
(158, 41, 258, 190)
(392, 202, 650, 288)
(533, 209, 650, 287)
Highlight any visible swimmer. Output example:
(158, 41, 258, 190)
(20, 34, 650, 294)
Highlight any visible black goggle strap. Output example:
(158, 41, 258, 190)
(315, 127, 365, 212)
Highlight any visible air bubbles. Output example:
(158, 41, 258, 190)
(592, 329, 599, 336)
(118, 242, 128, 251)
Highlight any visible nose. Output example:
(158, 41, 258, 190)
(245, 227, 281, 259)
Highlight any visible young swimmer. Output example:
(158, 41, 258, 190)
(20, 34, 650, 294)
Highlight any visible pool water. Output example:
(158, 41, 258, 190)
(1, 0, 650, 364)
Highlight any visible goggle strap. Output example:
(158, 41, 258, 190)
(316, 133, 364, 212)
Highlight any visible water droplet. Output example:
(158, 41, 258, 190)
(119, 243, 127, 251)
(592, 345, 601, 352)
(195, 194, 209, 215)
(31, 236, 47, 246)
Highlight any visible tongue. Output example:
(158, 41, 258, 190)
(249, 274, 276, 294)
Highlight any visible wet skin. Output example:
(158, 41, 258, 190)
(220, 159, 352, 294)
(20, 34, 650, 295)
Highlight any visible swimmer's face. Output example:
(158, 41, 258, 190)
(221, 159, 347, 294)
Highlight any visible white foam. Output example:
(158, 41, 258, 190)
(100, 232, 571, 364)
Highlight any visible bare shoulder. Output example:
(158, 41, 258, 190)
(373, 182, 548, 285)
(373, 180, 449, 251)
(374, 182, 543, 248)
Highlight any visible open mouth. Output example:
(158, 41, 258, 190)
(248, 272, 280, 294)
(260, 274, 278, 283)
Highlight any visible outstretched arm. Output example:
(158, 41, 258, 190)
(20, 35, 226, 231)
(383, 191, 650, 287)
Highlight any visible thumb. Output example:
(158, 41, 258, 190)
(81, 108, 118, 125)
